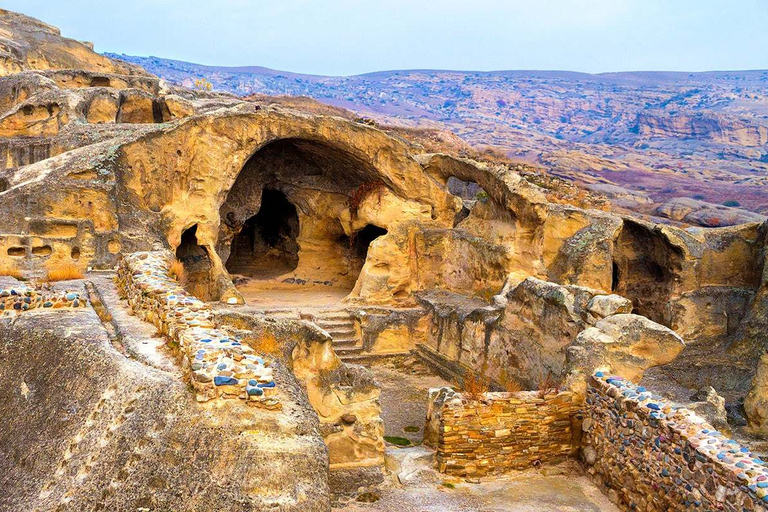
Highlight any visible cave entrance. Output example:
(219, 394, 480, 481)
(341, 224, 387, 267)
(612, 220, 682, 326)
(176, 225, 214, 300)
(225, 189, 300, 279)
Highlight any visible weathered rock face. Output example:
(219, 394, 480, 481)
(0, 286, 329, 512)
(565, 314, 686, 382)
(214, 309, 386, 473)
(0, 9, 145, 76)
(417, 278, 635, 389)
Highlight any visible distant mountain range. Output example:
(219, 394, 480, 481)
(106, 53, 768, 219)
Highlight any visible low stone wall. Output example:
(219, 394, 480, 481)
(0, 284, 86, 314)
(424, 387, 578, 477)
(116, 251, 281, 410)
(584, 373, 768, 511)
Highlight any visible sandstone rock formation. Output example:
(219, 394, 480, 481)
(3, 8, 768, 510)
(565, 314, 686, 382)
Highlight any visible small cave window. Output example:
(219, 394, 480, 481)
(447, 176, 489, 227)
(225, 189, 300, 279)
(0, 178, 8, 193)
(349, 224, 387, 260)
(611, 261, 621, 292)
(90, 76, 111, 87)
(7, 247, 25, 257)
(176, 225, 213, 300)
(447, 176, 487, 202)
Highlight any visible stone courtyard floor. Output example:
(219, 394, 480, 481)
(233, 276, 352, 309)
(333, 358, 619, 512)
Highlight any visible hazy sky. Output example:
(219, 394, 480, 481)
(5, 0, 768, 75)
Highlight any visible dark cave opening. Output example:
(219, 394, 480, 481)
(176, 224, 214, 300)
(225, 189, 300, 279)
(349, 224, 387, 260)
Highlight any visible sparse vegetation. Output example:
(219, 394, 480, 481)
(45, 262, 84, 282)
(384, 435, 411, 446)
(0, 268, 24, 280)
(461, 370, 490, 401)
(349, 180, 385, 219)
(536, 370, 562, 397)
(193, 77, 212, 91)
(723, 200, 741, 207)
(168, 258, 186, 283)
(500, 374, 524, 393)
(403, 425, 420, 433)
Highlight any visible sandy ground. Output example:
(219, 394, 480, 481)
(333, 359, 619, 512)
(370, 358, 453, 444)
(234, 276, 352, 309)
(335, 461, 619, 512)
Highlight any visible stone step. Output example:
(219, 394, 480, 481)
(325, 329, 356, 339)
(314, 311, 352, 320)
(262, 309, 301, 318)
(332, 339, 359, 349)
(340, 351, 412, 364)
(315, 322, 355, 331)
(334, 345, 364, 357)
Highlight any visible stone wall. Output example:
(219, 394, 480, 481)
(424, 387, 578, 477)
(0, 283, 86, 313)
(116, 250, 282, 409)
(584, 373, 768, 511)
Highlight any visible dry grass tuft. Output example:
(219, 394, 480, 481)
(168, 258, 186, 283)
(45, 262, 84, 282)
(501, 374, 524, 393)
(349, 180, 385, 219)
(0, 267, 24, 280)
(461, 371, 490, 401)
(537, 370, 562, 397)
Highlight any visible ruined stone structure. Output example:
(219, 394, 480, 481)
(424, 387, 577, 477)
(1, 8, 768, 511)
(584, 374, 768, 511)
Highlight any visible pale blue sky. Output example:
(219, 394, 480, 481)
(5, 0, 767, 75)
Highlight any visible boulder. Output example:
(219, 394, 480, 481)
(565, 314, 685, 381)
(587, 294, 633, 319)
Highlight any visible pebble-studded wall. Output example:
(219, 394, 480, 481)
(0, 285, 85, 314)
(116, 251, 281, 410)
(583, 373, 768, 511)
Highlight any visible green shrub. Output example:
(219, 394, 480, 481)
(384, 436, 411, 446)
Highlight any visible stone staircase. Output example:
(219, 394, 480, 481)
(250, 307, 364, 361)
(312, 309, 363, 360)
